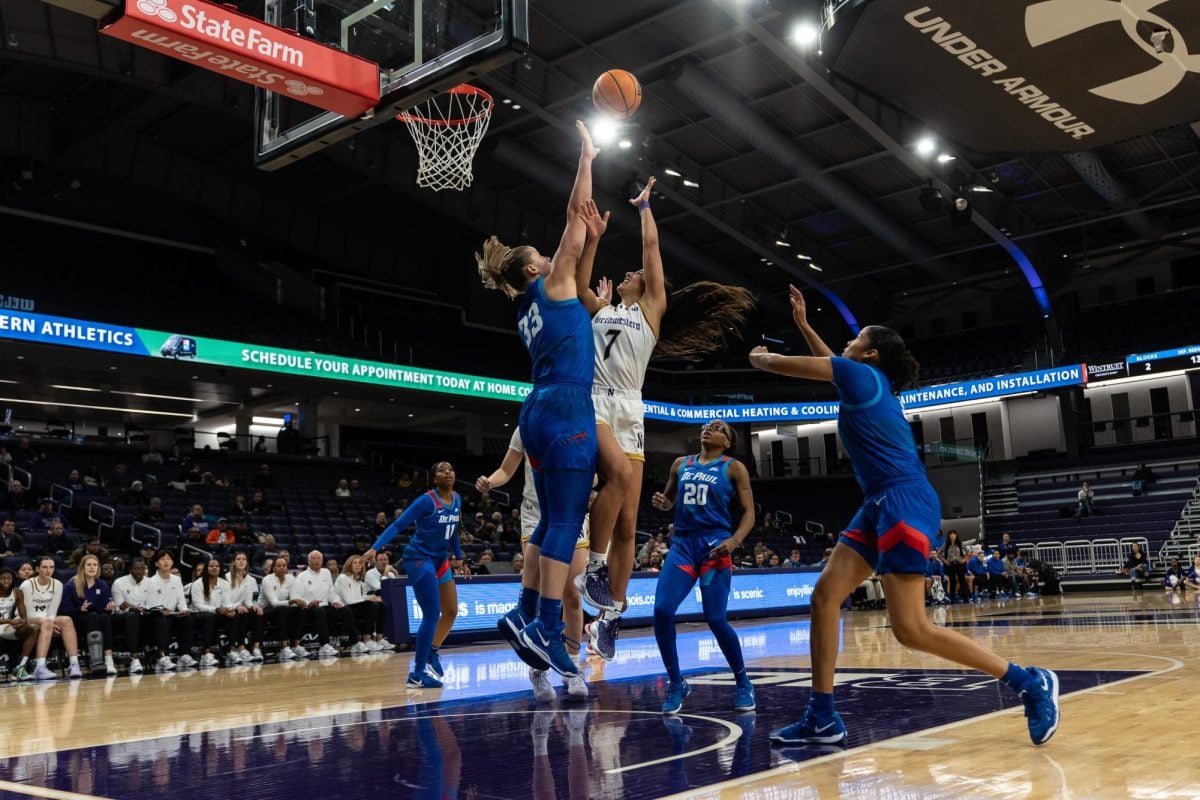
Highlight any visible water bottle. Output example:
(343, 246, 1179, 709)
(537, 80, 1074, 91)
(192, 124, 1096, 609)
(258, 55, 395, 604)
(88, 630, 104, 669)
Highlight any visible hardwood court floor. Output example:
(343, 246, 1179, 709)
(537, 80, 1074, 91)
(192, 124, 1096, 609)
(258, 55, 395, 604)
(0, 590, 1193, 799)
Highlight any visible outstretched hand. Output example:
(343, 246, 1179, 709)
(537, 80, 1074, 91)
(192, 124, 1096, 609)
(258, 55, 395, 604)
(594, 276, 613, 304)
(748, 345, 774, 371)
(788, 284, 810, 329)
(576, 120, 599, 161)
(581, 198, 610, 240)
(629, 176, 656, 207)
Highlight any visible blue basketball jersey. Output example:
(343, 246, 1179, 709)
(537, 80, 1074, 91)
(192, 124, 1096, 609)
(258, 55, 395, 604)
(673, 454, 735, 536)
(372, 490, 462, 563)
(517, 277, 595, 388)
(831, 357, 926, 494)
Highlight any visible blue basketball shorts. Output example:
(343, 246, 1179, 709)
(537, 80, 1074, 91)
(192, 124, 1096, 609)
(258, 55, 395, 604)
(404, 557, 454, 587)
(663, 531, 734, 583)
(839, 478, 943, 575)
(518, 383, 597, 472)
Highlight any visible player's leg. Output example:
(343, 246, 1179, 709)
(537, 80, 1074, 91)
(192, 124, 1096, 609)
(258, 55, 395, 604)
(563, 543, 587, 656)
(652, 538, 699, 712)
(405, 559, 443, 688)
(428, 573, 458, 679)
(501, 470, 552, 672)
(607, 456, 643, 609)
(578, 420, 631, 611)
(698, 560, 755, 711)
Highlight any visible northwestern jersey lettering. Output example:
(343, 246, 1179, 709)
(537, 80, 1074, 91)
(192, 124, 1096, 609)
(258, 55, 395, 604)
(674, 454, 735, 536)
(592, 303, 656, 392)
(372, 490, 463, 564)
(831, 357, 927, 494)
(518, 277, 595, 388)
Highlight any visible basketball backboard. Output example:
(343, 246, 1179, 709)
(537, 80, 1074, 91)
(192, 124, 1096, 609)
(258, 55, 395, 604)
(253, 0, 527, 170)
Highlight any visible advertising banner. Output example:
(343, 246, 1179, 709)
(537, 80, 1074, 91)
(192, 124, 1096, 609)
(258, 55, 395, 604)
(1126, 343, 1200, 374)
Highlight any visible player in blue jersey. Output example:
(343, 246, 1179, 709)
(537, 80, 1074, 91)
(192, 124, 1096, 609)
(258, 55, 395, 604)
(364, 461, 463, 689)
(649, 419, 757, 714)
(748, 284, 1060, 748)
(476, 121, 600, 681)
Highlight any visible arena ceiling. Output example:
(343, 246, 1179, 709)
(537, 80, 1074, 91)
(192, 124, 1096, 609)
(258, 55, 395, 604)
(1, 0, 1199, 344)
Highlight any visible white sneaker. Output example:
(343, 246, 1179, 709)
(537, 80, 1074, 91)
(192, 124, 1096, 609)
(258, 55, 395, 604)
(32, 665, 57, 682)
(365, 638, 383, 652)
(529, 668, 556, 703)
(226, 651, 243, 666)
(250, 648, 264, 662)
(199, 653, 219, 668)
(68, 663, 83, 680)
(177, 654, 197, 669)
(278, 647, 295, 661)
(106, 663, 119, 676)
(318, 644, 339, 658)
(376, 638, 393, 652)
(128, 658, 144, 674)
(291, 645, 310, 659)
(156, 656, 176, 672)
(351, 642, 370, 655)
(566, 673, 589, 699)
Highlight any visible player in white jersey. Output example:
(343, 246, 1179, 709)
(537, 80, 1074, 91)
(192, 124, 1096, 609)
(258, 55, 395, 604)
(573, 177, 756, 660)
(477, 425, 590, 700)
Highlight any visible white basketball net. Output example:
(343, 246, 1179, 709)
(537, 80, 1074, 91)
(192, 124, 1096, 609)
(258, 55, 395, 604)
(397, 85, 493, 191)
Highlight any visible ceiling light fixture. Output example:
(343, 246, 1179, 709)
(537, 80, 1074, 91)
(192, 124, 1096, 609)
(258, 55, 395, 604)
(618, 139, 632, 149)
(682, 179, 699, 188)
(809, 263, 823, 271)
(112, 391, 208, 403)
(0, 397, 194, 418)
(791, 21, 819, 47)
(49, 385, 101, 393)
(664, 168, 682, 177)
(936, 153, 955, 163)
(591, 117, 618, 145)
(915, 137, 936, 157)
(251, 416, 285, 426)
(796, 254, 812, 260)
(775, 239, 791, 247)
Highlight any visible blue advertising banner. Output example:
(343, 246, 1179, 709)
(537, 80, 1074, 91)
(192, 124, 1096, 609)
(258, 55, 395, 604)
(383, 569, 821, 642)
(0, 310, 148, 356)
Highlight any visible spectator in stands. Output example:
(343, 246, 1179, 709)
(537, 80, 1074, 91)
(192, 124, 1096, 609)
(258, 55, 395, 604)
(986, 549, 1009, 597)
(291, 550, 341, 658)
(182, 505, 211, 537)
(997, 533, 1018, 558)
(334, 555, 379, 654)
(511, 552, 524, 576)
(31, 498, 65, 530)
(19, 555, 83, 679)
(0, 519, 25, 557)
(249, 492, 271, 515)
(182, 464, 204, 487)
(12, 435, 44, 466)
(1122, 542, 1149, 586)
(137, 497, 165, 525)
(1002, 551, 1027, 596)
(68, 537, 111, 569)
(205, 518, 237, 556)
(1074, 481, 1095, 522)
(121, 480, 148, 507)
(276, 423, 300, 455)
(647, 552, 663, 572)
(1014, 550, 1039, 595)
(761, 512, 778, 530)
(1131, 463, 1156, 496)
(941, 530, 968, 603)
(334, 479, 352, 498)
(188, 558, 230, 667)
(253, 534, 281, 566)
(103, 560, 123, 581)
(0, 480, 28, 514)
(135, 540, 157, 564)
(225, 552, 264, 663)
(109, 463, 131, 494)
(343, 535, 370, 563)
(1163, 558, 1186, 594)
(225, 495, 248, 517)
(326, 559, 340, 580)
(350, 479, 361, 495)
(253, 435, 268, 454)
(768, 554, 781, 568)
(180, 527, 206, 563)
(112, 557, 150, 674)
(62, 555, 118, 676)
(1183, 556, 1200, 592)
(857, 572, 884, 609)
(44, 520, 72, 557)
(252, 464, 275, 488)
(817, 548, 834, 569)
(15, 561, 33, 583)
(753, 552, 767, 569)
(82, 465, 106, 494)
(145, 550, 195, 670)
(0, 445, 9, 465)
(924, 553, 947, 604)
(396, 471, 415, 491)
(474, 550, 494, 575)
(500, 520, 519, 545)
(366, 551, 397, 590)
(783, 549, 803, 568)
(753, 539, 775, 561)
(369, 512, 389, 541)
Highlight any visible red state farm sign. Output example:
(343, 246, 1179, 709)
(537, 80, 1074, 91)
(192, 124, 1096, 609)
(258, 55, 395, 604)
(101, 0, 380, 117)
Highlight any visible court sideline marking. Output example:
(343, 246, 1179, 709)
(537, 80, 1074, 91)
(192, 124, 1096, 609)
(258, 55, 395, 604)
(0, 779, 111, 800)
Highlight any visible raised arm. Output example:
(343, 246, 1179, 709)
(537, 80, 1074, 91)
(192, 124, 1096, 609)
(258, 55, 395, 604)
(576, 198, 611, 317)
(368, 494, 433, 554)
(789, 284, 835, 358)
(748, 346, 834, 382)
(566, 120, 599, 216)
(546, 123, 600, 302)
(651, 457, 686, 511)
(631, 178, 667, 333)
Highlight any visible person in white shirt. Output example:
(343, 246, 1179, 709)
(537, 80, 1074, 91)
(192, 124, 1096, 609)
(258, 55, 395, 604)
(291, 550, 341, 658)
(364, 551, 397, 651)
(225, 551, 264, 664)
(112, 558, 151, 674)
(144, 550, 196, 671)
(18, 555, 83, 680)
(334, 555, 383, 654)
(189, 559, 232, 667)
(260, 556, 306, 659)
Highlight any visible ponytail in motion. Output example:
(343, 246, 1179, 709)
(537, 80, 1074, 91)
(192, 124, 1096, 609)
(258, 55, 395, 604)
(654, 281, 757, 361)
(476, 236, 535, 300)
(865, 325, 920, 393)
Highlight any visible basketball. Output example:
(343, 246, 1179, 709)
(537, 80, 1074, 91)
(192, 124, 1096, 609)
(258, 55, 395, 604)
(592, 69, 642, 119)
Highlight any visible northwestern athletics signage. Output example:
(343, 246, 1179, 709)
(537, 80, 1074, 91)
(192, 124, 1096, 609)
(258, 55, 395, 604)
(100, 0, 380, 117)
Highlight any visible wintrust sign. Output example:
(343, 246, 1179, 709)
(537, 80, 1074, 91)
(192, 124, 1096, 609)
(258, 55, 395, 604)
(101, 0, 380, 116)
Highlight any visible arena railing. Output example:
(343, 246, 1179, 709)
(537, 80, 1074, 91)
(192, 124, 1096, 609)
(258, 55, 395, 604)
(130, 520, 163, 551)
(51, 483, 74, 511)
(89, 502, 116, 544)
(1, 463, 32, 490)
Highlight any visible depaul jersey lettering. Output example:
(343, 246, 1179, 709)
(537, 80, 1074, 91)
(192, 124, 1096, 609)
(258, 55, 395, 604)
(674, 454, 734, 536)
(517, 277, 594, 388)
(373, 490, 463, 564)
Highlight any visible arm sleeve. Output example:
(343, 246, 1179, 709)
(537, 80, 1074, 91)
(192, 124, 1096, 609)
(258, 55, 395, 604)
(332, 575, 348, 605)
(371, 494, 434, 551)
(112, 579, 127, 608)
(261, 577, 283, 607)
(189, 581, 214, 612)
(830, 357, 885, 408)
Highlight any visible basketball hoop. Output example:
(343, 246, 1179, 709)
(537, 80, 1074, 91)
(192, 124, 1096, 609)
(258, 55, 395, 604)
(397, 85, 494, 191)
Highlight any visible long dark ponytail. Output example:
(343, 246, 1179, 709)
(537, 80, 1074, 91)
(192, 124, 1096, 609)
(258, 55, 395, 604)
(865, 326, 920, 393)
(654, 281, 756, 361)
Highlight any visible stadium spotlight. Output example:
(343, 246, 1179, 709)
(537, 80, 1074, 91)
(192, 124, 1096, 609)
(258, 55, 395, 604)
(591, 117, 619, 145)
(915, 137, 936, 157)
(792, 22, 820, 47)
(950, 196, 973, 227)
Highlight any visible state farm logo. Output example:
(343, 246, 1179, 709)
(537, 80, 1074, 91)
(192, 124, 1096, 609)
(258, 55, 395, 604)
(136, 0, 176, 23)
(1026, 0, 1200, 105)
(285, 80, 324, 97)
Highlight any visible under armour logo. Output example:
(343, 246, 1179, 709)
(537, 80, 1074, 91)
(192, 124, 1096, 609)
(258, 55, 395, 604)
(285, 80, 325, 97)
(136, 0, 177, 22)
(1026, 0, 1200, 105)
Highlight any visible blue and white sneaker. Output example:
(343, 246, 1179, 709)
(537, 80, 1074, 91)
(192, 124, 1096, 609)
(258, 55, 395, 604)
(575, 566, 616, 612)
(770, 708, 848, 746)
(498, 607, 550, 671)
(662, 680, 692, 715)
(587, 615, 621, 662)
(734, 677, 756, 712)
(426, 648, 444, 680)
(1021, 667, 1060, 746)
(518, 619, 580, 678)
(407, 671, 443, 689)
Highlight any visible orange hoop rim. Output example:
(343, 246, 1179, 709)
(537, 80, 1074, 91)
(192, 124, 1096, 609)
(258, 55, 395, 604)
(396, 84, 494, 127)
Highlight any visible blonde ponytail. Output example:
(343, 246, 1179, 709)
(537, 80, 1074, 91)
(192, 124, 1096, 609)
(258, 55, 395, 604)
(476, 236, 533, 300)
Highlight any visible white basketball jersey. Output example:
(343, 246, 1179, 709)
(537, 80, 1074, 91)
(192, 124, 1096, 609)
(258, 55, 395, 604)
(592, 304, 656, 393)
(508, 427, 537, 509)
(0, 593, 14, 620)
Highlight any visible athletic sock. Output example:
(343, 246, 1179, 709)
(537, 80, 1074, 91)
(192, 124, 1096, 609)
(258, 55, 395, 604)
(808, 691, 835, 720)
(532, 733, 549, 757)
(586, 551, 607, 571)
(33, 658, 45, 669)
(68, 655, 79, 668)
(599, 601, 625, 622)
(104, 655, 116, 670)
(519, 587, 540, 620)
(733, 667, 749, 685)
(1000, 662, 1035, 694)
(15, 656, 27, 669)
(538, 598, 564, 636)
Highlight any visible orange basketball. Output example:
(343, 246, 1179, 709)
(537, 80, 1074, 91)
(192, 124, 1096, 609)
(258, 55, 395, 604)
(592, 70, 642, 119)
